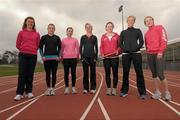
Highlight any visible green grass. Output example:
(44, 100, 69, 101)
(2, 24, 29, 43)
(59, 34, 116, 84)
(0, 63, 63, 77)
(0, 65, 18, 77)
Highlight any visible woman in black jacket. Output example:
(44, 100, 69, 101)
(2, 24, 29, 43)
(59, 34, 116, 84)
(80, 23, 98, 94)
(39, 24, 61, 96)
(120, 16, 146, 99)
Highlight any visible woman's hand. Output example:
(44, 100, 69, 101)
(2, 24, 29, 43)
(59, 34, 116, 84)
(42, 57, 46, 61)
(56, 57, 61, 61)
(157, 53, 163, 59)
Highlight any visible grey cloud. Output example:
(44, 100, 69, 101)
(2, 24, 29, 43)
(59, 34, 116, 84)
(0, 0, 180, 52)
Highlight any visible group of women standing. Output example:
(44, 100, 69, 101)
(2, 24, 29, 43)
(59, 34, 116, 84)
(14, 15, 172, 102)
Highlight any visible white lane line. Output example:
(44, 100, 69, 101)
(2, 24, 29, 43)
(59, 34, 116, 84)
(128, 79, 180, 116)
(0, 71, 63, 80)
(6, 98, 39, 120)
(0, 74, 44, 86)
(0, 77, 43, 86)
(5, 76, 83, 119)
(164, 84, 180, 88)
(0, 72, 63, 87)
(0, 76, 82, 114)
(0, 79, 64, 114)
(119, 73, 180, 107)
(131, 72, 180, 87)
(0, 72, 44, 79)
(0, 81, 45, 95)
(129, 79, 180, 107)
(146, 89, 180, 116)
(97, 98, 110, 120)
(80, 72, 103, 120)
(0, 75, 64, 95)
(145, 79, 180, 88)
(170, 101, 180, 107)
(0, 87, 17, 94)
(0, 94, 43, 114)
(167, 81, 180, 86)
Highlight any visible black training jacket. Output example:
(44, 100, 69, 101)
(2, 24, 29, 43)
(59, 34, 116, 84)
(39, 34, 61, 56)
(120, 27, 144, 53)
(80, 35, 98, 60)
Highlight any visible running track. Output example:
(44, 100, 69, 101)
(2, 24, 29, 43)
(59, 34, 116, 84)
(0, 67, 179, 120)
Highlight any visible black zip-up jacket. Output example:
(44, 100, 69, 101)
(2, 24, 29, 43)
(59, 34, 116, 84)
(120, 27, 144, 53)
(80, 35, 98, 60)
(39, 34, 61, 56)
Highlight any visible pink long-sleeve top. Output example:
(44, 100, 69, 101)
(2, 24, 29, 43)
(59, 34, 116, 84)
(16, 29, 40, 55)
(100, 32, 121, 56)
(61, 37, 79, 59)
(145, 25, 167, 55)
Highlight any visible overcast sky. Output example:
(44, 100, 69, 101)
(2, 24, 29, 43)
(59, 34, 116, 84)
(0, 0, 180, 52)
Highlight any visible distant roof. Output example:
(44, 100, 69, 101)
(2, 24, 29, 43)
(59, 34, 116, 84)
(168, 37, 180, 48)
(140, 37, 180, 51)
(168, 37, 180, 45)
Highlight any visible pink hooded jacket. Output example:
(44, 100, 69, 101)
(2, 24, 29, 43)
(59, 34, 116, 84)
(145, 25, 167, 55)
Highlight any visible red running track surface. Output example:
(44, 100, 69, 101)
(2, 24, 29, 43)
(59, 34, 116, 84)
(0, 67, 179, 120)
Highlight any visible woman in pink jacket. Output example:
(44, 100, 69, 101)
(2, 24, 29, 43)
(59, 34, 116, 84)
(144, 16, 171, 101)
(61, 27, 79, 95)
(100, 22, 121, 96)
(14, 16, 40, 101)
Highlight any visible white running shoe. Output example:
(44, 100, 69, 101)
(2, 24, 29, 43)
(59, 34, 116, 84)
(14, 94, 23, 101)
(163, 91, 172, 101)
(64, 87, 69, 95)
(51, 88, 56, 96)
(27, 93, 34, 99)
(151, 90, 161, 100)
(106, 88, 111, 95)
(90, 90, 96, 94)
(112, 88, 117, 96)
(45, 88, 51, 96)
(72, 87, 77, 94)
(120, 93, 128, 97)
(83, 90, 88, 94)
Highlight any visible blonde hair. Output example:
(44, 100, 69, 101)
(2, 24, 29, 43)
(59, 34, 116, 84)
(85, 23, 93, 28)
(127, 15, 136, 22)
(144, 16, 154, 25)
(48, 23, 55, 28)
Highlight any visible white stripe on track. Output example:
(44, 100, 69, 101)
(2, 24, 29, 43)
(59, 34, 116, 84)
(0, 81, 45, 95)
(98, 98, 110, 120)
(4, 76, 83, 119)
(0, 76, 82, 115)
(80, 72, 103, 120)
(128, 79, 180, 116)
(170, 101, 180, 107)
(6, 98, 39, 120)
(0, 75, 64, 95)
(130, 72, 180, 87)
(0, 79, 64, 114)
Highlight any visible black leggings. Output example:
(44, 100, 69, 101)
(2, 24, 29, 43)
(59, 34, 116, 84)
(103, 58, 119, 88)
(121, 53, 146, 95)
(63, 59, 77, 87)
(82, 57, 96, 91)
(16, 53, 37, 95)
(44, 60, 58, 88)
(147, 54, 165, 80)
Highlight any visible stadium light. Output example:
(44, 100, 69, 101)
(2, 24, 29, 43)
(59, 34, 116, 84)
(118, 5, 124, 30)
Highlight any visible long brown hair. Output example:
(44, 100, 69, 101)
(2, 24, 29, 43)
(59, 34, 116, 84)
(22, 16, 36, 30)
(105, 21, 114, 28)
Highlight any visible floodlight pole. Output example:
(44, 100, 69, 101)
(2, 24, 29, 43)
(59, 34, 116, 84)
(119, 5, 124, 30)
